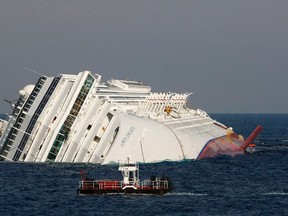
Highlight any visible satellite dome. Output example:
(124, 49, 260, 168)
(19, 85, 35, 96)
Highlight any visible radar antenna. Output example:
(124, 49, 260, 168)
(3, 98, 17, 109)
(22, 67, 47, 78)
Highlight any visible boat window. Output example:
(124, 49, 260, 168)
(129, 171, 134, 181)
(107, 113, 113, 121)
(93, 136, 100, 143)
(110, 127, 119, 145)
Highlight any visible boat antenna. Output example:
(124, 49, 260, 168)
(22, 67, 48, 78)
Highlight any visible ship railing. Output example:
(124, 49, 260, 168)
(79, 180, 123, 190)
(98, 181, 123, 190)
(196, 109, 210, 118)
(141, 178, 170, 190)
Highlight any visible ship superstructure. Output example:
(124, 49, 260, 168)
(0, 71, 262, 164)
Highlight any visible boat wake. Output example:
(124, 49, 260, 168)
(169, 191, 288, 197)
(168, 192, 208, 196)
(263, 192, 288, 196)
(251, 143, 288, 154)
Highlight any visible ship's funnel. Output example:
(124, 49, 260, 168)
(241, 125, 263, 149)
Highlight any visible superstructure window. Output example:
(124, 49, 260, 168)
(107, 113, 113, 121)
(94, 136, 100, 143)
(110, 127, 119, 144)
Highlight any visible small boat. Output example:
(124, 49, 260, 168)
(77, 161, 172, 195)
(246, 143, 257, 153)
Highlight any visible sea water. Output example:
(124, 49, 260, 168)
(0, 114, 287, 216)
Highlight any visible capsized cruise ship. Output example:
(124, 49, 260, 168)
(0, 71, 262, 164)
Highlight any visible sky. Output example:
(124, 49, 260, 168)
(0, 0, 287, 114)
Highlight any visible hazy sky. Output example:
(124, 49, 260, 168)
(0, 0, 287, 114)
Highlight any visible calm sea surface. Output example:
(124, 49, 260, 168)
(0, 114, 287, 216)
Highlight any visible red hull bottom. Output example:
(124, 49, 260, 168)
(198, 125, 263, 159)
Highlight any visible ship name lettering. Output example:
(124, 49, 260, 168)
(120, 126, 135, 147)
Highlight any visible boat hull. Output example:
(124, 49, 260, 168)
(77, 188, 171, 195)
(0, 71, 263, 163)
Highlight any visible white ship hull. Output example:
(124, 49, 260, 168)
(0, 71, 262, 164)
